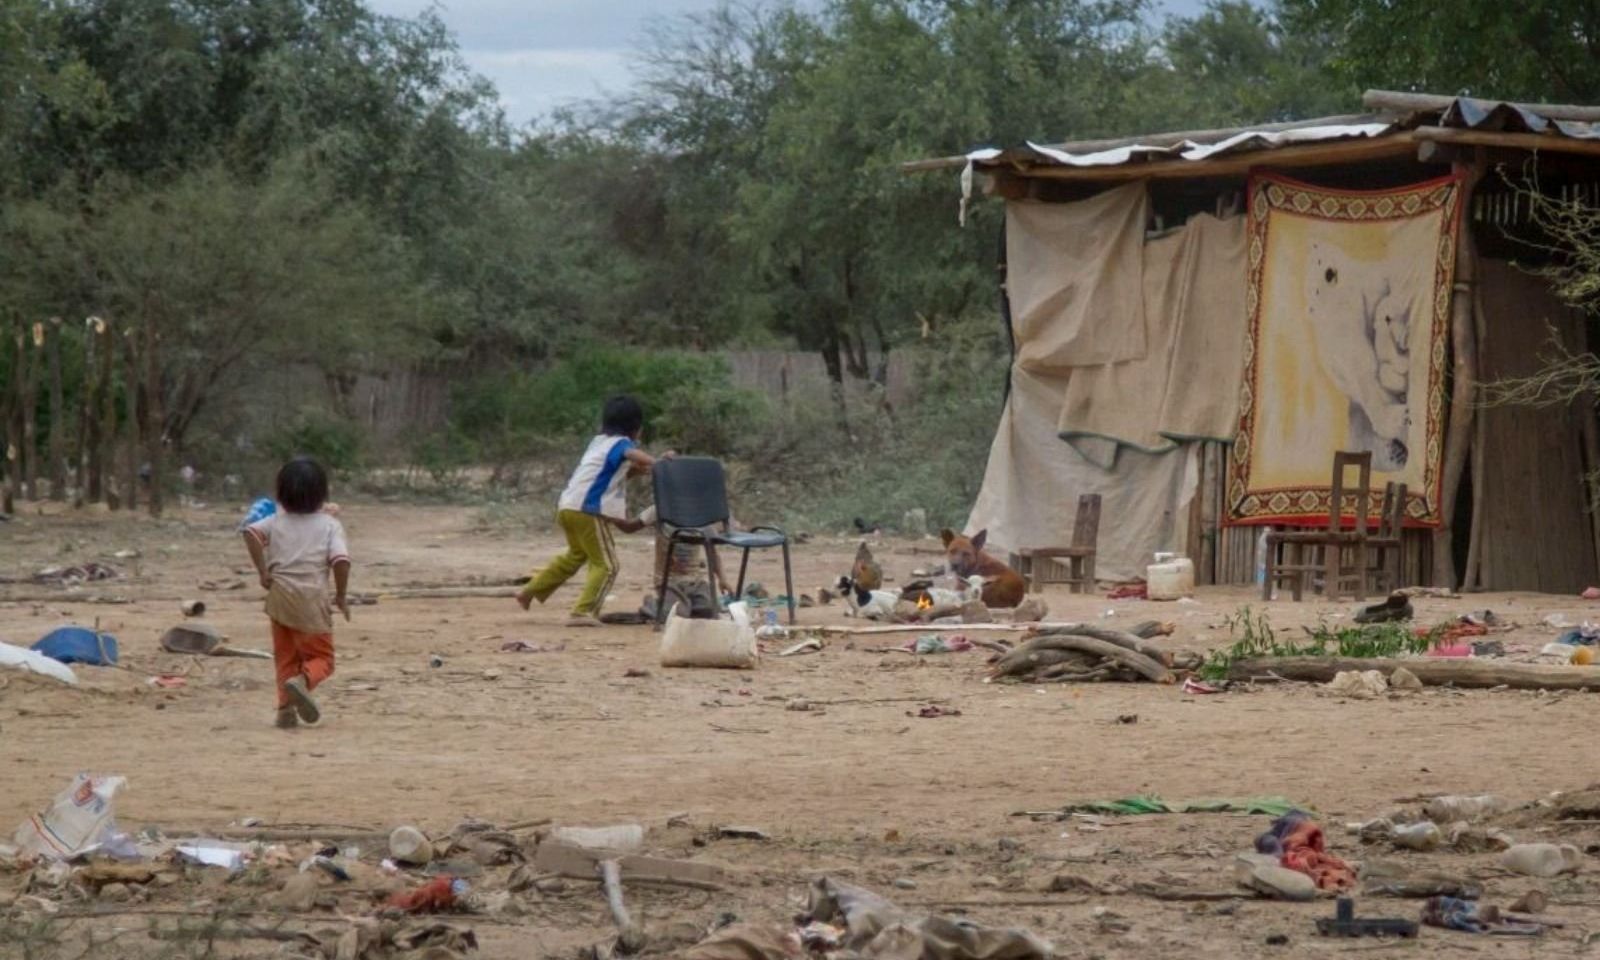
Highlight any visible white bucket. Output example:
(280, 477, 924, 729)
(660, 611, 758, 669)
(1147, 555, 1195, 601)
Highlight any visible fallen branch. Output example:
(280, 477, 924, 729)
(1226, 657, 1600, 691)
(600, 859, 648, 954)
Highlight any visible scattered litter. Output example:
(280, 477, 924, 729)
(29, 562, 119, 585)
(1318, 897, 1418, 938)
(0, 641, 78, 685)
(900, 634, 975, 655)
(1048, 795, 1302, 818)
(32, 626, 118, 666)
(1423, 794, 1504, 823)
(1584, 586, 1600, 600)
(179, 599, 205, 617)
(12, 774, 125, 859)
(501, 640, 564, 653)
(909, 704, 962, 718)
(159, 623, 268, 659)
(1327, 670, 1387, 698)
(1543, 613, 1572, 629)
(390, 826, 434, 865)
(198, 578, 246, 591)
(1106, 582, 1147, 600)
(1355, 592, 1413, 624)
(778, 638, 823, 657)
(1389, 822, 1442, 851)
(176, 843, 248, 872)
(1500, 842, 1584, 877)
(1422, 895, 1543, 935)
(1181, 677, 1221, 695)
(715, 826, 769, 841)
(1257, 812, 1356, 891)
(549, 823, 646, 854)
(385, 875, 465, 914)
(147, 675, 186, 689)
(1235, 854, 1317, 901)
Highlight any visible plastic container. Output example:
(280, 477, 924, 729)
(1501, 843, 1583, 878)
(388, 826, 433, 865)
(1390, 821, 1442, 851)
(660, 611, 758, 669)
(549, 823, 646, 854)
(1147, 554, 1195, 601)
(1423, 794, 1504, 824)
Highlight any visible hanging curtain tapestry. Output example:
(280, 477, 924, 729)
(1228, 172, 1462, 526)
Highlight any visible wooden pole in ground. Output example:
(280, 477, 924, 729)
(1433, 158, 1485, 588)
(73, 318, 95, 507)
(1463, 286, 1489, 590)
(120, 324, 140, 512)
(1, 318, 16, 514)
(142, 317, 163, 517)
(20, 320, 39, 501)
(94, 318, 114, 505)
(46, 316, 65, 501)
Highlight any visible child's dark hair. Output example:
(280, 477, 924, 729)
(601, 394, 644, 438)
(276, 457, 330, 514)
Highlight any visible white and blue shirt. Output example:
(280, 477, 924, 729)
(557, 435, 636, 520)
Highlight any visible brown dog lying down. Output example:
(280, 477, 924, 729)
(940, 528, 1025, 608)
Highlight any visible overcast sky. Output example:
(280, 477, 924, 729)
(367, 0, 1210, 126)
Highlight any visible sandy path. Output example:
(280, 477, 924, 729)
(2, 501, 1597, 957)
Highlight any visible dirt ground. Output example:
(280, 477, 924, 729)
(3, 499, 1600, 959)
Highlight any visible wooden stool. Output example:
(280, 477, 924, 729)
(1012, 494, 1100, 594)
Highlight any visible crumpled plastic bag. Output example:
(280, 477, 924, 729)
(806, 877, 1053, 960)
(1327, 670, 1387, 699)
(13, 774, 125, 860)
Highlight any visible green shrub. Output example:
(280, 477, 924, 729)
(264, 408, 365, 472)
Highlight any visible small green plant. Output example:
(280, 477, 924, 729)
(1199, 607, 1438, 680)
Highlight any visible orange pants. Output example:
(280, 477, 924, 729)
(271, 620, 335, 709)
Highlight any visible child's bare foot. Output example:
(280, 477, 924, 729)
(516, 591, 533, 611)
(283, 675, 321, 724)
(275, 707, 298, 729)
(564, 614, 602, 628)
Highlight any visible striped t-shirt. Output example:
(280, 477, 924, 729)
(557, 435, 635, 520)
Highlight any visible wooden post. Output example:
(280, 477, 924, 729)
(2, 319, 17, 514)
(94, 318, 114, 504)
(121, 325, 140, 512)
(1463, 287, 1489, 590)
(1433, 160, 1484, 588)
(142, 318, 163, 517)
(73, 318, 95, 507)
(20, 320, 39, 501)
(46, 317, 65, 501)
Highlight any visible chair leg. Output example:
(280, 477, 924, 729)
(1290, 542, 1305, 602)
(656, 533, 681, 627)
(703, 541, 723, 615)
(734, 547, 751, 600)
(1085, 555, 1095, 593)
(781, 541, 796, 625)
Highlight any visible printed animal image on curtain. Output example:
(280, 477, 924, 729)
(1228, 172, 1461, 526)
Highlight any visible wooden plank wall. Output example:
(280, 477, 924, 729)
(1474, 259, 1598, 593)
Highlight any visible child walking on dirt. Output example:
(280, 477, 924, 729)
(243, 457, 351, 729)
(518, 395, 666, 626)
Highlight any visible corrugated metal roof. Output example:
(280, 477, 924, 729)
(904, 91, 1600, 176)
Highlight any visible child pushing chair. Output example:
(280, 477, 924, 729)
(519, 395, 669, 625)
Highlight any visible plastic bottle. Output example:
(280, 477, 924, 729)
(1501, 843, 1584, 878)
(755, 608, 788, 641)
(1423, 794, 1504, 824)
(1390, 822, 1442, 851)
(1254, 529, 1270, 586)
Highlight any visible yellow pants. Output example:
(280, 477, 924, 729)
(522, 510, 619, 616)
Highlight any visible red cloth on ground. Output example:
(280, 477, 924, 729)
(272, 620, 335, 708)
(386, 876, 458, 913)
(1278, 819, 1357, 891)
(1106, 582, 1147, 600)
(1419, 621, 1488, 647)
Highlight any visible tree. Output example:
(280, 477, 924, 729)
(1278, 0, 1600, 103)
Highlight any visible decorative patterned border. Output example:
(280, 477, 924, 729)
(1226, 171, 1464, 527)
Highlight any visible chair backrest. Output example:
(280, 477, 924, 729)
(1072, 494, 1102, 550)
(1328, 450, 1373, 532)
(1377, 481, 1408, 538)
(652, 457, 730, 530)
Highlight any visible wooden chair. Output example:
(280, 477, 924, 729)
(1366, 481, 1408, 593)
(1261, 451, 1373, 602)
(1012, 494, 1101, 594)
